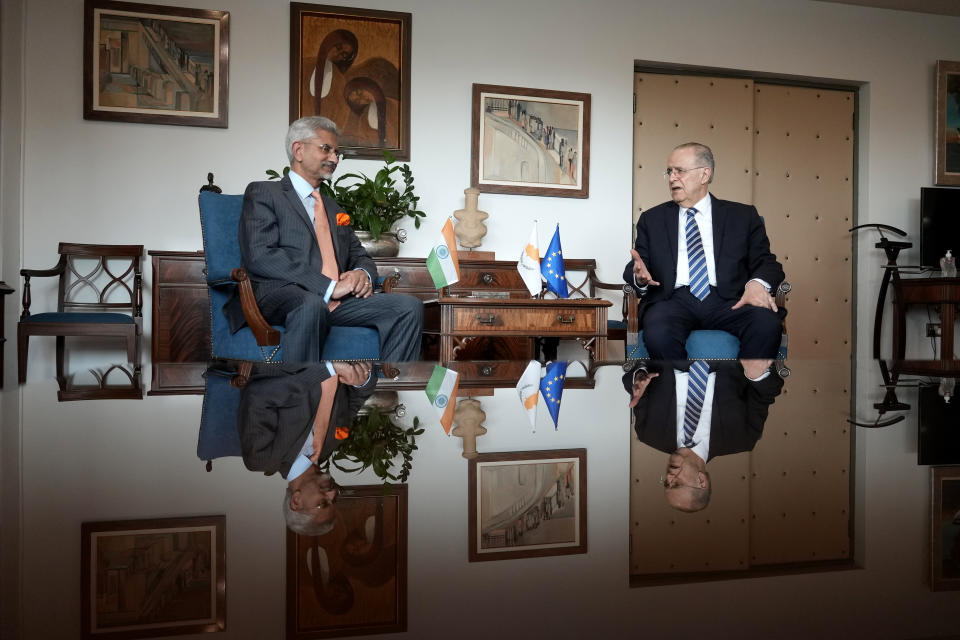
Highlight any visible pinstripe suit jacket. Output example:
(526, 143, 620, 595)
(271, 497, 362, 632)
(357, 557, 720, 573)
(227, 175, 377, 333)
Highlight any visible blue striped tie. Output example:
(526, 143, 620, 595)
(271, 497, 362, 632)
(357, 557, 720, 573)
(682, 360, 709, 447)
(685, 207, 710, 301)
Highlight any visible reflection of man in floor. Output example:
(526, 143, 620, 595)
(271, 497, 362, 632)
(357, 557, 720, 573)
(237, 361, 375, 536)
(624, 359, 783, 513)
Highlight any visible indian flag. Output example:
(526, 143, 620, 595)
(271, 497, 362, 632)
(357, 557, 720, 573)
(515, 360, 541, 431)
(425, 365, 460, 435)
(517, 223, 541, 296)
(427, 218, 460, 289)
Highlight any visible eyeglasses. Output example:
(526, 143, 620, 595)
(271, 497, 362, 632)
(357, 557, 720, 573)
(659, 474, 703, 490)
(303, 141, 344, 160)
(663, 166, 708, 180)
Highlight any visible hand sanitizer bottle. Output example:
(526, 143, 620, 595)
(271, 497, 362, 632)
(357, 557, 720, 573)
(941, 250, 957, 277)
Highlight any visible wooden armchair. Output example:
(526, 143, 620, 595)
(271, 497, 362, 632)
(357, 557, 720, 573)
(17, 243, 143, 387)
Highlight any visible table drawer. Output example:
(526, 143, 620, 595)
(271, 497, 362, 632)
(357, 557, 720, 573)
(156, 255, 207, 284)
(450, 306, 598, 334)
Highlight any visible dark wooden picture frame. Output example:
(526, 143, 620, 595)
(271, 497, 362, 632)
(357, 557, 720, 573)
(290, 3, 412, 161)
(286, 484, 407, 639)
(935, 60, 960, 186)
(468, 449, 587, 562)
(80, 515, 226, 639)
(471, 84, 590, 198)
(83, 0, 229, 128)
(931, 467, 960, 591)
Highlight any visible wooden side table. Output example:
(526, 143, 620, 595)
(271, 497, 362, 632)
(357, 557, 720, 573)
(0, 281, 14, 389)
(429, 297, 612, 362)
(892, 277, 960, 361)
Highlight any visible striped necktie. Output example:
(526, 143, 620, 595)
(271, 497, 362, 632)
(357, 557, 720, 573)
(685, 207, 710, 301)
(682, 360, 709, 447)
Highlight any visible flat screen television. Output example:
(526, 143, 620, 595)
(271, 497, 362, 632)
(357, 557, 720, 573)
(918, 384, 960, 465)
(920, 187, 960, 269)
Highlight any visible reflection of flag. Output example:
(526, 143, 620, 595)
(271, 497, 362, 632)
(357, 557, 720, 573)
(425, 365, 459, 435)
(427, 218, 460, 288)
(540, 225, 568, 298)
(517, 223, 541, 296)
(539, 361, 567, 429)
(516, 360, 541, 431)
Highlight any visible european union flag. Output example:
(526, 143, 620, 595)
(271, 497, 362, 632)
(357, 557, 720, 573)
(540, 225, 568, 298)
(539, 360, 567, 429)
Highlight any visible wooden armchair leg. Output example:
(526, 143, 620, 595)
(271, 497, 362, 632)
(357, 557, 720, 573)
(17, 329, 28, 384)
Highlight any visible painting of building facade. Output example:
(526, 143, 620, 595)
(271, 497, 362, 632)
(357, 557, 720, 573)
(84, 1, 229, 127)
(81, 516, 225, 639)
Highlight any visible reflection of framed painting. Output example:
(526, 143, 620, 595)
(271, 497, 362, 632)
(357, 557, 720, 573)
(286, 484, 407, 639)
(83, 0, 229, 128)
(80, 516, 226, 639)
(931, 467, 960, 591)
(471, 84, 591, 198)
(936, 60, 960, 186)
(290, 3, 411, 160)
(468, 449, 587, 562)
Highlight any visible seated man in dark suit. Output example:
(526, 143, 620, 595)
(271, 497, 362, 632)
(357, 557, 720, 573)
(625, 359, 783, 512)
(623, 142, 785, 359)
(228, 115, 422, 361)
(238, 361, 375, 535)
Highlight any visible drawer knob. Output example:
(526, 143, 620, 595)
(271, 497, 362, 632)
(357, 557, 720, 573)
(481, 273, 494, 285)
(557, 314, 576, 324)
(475, 313, 496, 325)
(480, 365, 493, 376)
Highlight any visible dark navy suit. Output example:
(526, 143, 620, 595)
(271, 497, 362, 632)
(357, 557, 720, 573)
(622, 195, 785, 359)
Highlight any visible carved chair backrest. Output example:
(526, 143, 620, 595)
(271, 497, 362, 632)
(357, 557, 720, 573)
(53, 243, 143, 316)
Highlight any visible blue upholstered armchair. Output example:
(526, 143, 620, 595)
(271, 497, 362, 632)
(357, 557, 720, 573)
(197, 175, 386, 362)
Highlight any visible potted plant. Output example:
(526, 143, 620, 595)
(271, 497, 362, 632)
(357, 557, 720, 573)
(267, 150, 425, 257)
(321, 406, 423, 484)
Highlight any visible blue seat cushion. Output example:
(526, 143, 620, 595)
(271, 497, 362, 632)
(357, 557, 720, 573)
(607, 319, 627, 331)
(627, 330, 741, 359)
(22, 312, 134, 324)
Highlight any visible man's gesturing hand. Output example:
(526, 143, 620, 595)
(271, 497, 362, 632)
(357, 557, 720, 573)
(731, 280, 777, 312)
(630, 249, 660, 288)
(332, 270, 372, 300)
(628, 371, 659, 408)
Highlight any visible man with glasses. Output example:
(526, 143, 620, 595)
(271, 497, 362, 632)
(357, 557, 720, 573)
(228, 116, 423, 361)
(623, 142, 785, 359)
(625, 359, 783, 512)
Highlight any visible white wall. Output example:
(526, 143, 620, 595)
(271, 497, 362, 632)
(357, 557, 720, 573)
(5, 0, 960, 637)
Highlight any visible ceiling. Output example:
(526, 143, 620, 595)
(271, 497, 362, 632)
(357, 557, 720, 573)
(815, 0, 960, 16)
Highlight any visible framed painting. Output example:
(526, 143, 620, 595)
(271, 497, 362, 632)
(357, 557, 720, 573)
(468, 449, 587, 562)
(936, 60, 960, 186)
(931, 467, 960, 591)
(471, 84, 591, 198)
(290, 3, 411, 160)
(83, 0, 229, 128)
(80, 516, 226, 640)
(286, 484, 407, 639)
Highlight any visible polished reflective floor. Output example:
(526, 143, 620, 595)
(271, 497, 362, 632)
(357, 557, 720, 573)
(9, 356, 960, 639)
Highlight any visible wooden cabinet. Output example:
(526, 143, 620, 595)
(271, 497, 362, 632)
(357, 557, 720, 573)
(149, 251, 209, 395)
